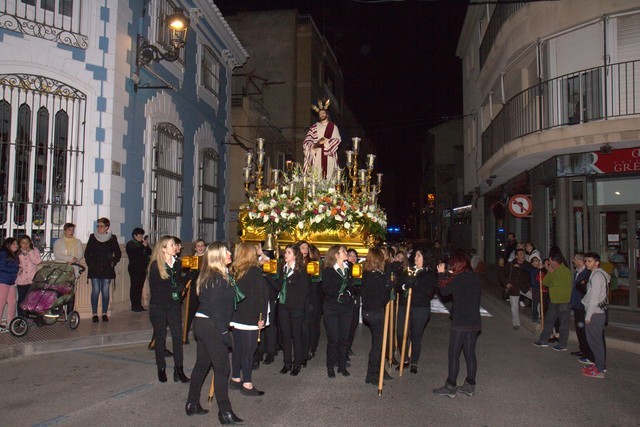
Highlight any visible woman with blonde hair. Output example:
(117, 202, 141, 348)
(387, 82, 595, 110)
(186, 242, 243, 424)
(229, 242, 268, 396)
(147, 235, 189, 384)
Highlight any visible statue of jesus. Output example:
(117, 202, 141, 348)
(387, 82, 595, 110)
(303, 99, 341, 179)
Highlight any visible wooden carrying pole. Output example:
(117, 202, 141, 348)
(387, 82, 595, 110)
(208, 372, 215, 402)
(399, 288, 412, 377)
(388, 298, 394, 366)
(182, 280, 192, 344)
(378, 301, 391, 396)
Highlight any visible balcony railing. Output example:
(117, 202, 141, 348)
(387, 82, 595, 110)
(0, 0, 87, 49)
(479, 1, 528, 69)
(482, 60, 640, 164)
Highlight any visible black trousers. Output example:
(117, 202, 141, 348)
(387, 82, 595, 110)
(363, 307, 385, 380)
(149, 303, 183, 369)
(17, 285, 30, 317)
(278, 305, 304, 366)
(302, 299, 311, 360)
(232, 329, 258, 382)
(323, 301, 352, 369)
(573, 308, 594, 360)
(396, 305, 431, 365)
(187, 318, 232, 413)
(128, 271, 146, 309)
(447, 329, 479, 387)
(263, 301, 278, 356)
(347, 295, 361, 351)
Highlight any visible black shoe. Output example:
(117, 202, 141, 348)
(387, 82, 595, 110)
(327, 368, 336, 378)
(164, 349, 173, 357)
(158, 368, 167, 383)
(241, 386, 265, 396)
(263, 354, 274, 365)
(570, 351, 584, 357)
(174, 366, 190, 383)
(218, 410, 244, 424)
(185, 402, 209, 416)
(338, 367, 350, 377)
(280, 363, 291, 374)
(365, 377, 378, 385)
(229, 379, 242, 390)
(290, 365, 301, 376)
(92, 315, 99, 323)
(410, 364, 418, 374)
(102, 314, 109, 322)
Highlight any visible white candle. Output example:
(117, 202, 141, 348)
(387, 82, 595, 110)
(359, 169, 366, 185)
(272, 169, 280, 184)
(289, 182, 295, 195)
(243, 167, 251, 182)
(257, 150, 265, 165)
(377, 173, 383, 187)
(346, 150, 353, 167)
(367, 154, 376, 170)
(352, 137, 360, 153)
(245, 152, 253, 167)
(256, 138, 265, 151)
(311, 183, 316, 197)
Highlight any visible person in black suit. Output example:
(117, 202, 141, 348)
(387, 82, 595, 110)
(229, 243, 268, 396)
(306, 244, 324, 361)
(322, 244, 355, 377)
(267, 243, 310, 376)
(185, 242, 243, 424)
(361, 247, 394, 385)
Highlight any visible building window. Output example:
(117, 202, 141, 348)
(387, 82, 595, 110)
(201, 45, 221, 100)
(153, 0, 185, 64)
(151, 122, 183, 243)
(198, 148, 219, 242)
(0, 73, 86, 250)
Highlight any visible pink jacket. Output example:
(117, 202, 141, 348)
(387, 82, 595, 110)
(15, 248, 42, 285)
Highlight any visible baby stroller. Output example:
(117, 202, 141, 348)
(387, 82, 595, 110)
(9, 262, 84, 337)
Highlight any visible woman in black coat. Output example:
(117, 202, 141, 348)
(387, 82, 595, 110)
(229, 243, 268, 396)
(186, 242, 243, 424)
(361, 247, 394, 385)
(267, 243, 310, 376)
(84, 217, 121, 322)
(395, 248, 438, 374)
(322, 244, 355, 378)
(147, 235, 189, 384)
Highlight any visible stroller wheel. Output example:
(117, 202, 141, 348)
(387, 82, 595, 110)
(9, 317, 28, 337)
(35, 316, 45, 327)
(68, 311, 80, 330)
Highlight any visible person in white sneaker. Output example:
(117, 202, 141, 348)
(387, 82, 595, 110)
(581, 252, 608, 379)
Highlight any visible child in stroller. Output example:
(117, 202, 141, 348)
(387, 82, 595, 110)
(8, 261, 84, 337)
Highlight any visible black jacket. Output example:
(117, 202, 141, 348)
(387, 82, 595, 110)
(501, 260, 531, 296)
(232, 266, 270, 326)
(148, 260, 184, 306)
(396, 269, 438, 308)
(361, 270, 393, 311)
(85, 234, 121, 279)
(438, 270, 481, 331)
(322, 266, 355, 307)
(267, 267, 310, 310)
(126, 239, 151, 276)
(197, 272, 236, 336)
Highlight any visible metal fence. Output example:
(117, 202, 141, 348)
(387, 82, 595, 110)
(482, 60, 640, 164)
(479, 1, 528, 69)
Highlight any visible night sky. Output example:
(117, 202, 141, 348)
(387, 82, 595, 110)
(217, 0, 468, 229)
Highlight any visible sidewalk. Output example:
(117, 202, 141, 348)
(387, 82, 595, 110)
(1, 265, 639, 361)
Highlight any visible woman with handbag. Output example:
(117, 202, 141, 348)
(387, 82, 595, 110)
(322, 244, 355, 377)
(147, 235, 189, 384)
(84, 217, 121, 322)
(267, 243, 309, 376)
(186, 242, 243, 424)
(229, 242, 268, 396)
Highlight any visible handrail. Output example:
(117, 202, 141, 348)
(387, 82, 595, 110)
(482, 60, 640, 164)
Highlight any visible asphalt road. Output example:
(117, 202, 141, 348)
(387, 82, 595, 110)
(2, 303, 639, 427)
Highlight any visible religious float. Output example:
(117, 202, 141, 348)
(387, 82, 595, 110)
(239, 137, 387, 256)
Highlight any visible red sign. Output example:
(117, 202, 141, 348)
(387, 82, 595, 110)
(592, 147, 640, 174)
(508, 194, 533, 218)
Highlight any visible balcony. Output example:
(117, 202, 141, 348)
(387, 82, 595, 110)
(479, 1, 528, 69)
(0, 0, 87, 49)
(482, 60, 640, 164)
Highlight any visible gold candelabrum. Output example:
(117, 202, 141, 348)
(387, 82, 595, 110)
(243, 138, 266, 196)
(345, 137, 383, 202)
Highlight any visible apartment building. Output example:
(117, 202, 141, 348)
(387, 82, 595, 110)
(458, 1, 640, 309)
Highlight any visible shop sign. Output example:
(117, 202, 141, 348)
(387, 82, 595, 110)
(557, 147, 640, 177)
